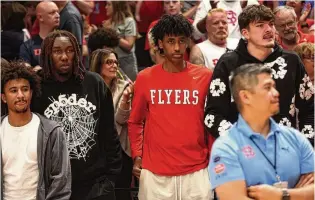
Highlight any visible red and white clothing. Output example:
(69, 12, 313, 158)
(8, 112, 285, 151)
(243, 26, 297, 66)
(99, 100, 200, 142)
(197, 38, 239, 70)
(128, 62, 212, 176)
(193, 0, 244, 41)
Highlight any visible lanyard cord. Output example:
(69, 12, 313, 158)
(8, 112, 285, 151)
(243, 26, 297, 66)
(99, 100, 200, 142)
(250, 133, 280, 181)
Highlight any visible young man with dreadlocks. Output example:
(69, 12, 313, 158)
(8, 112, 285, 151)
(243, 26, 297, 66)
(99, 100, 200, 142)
(31, 30, 122, 200)
(1, 61, 71, 199)
(128, 14, 212, 200)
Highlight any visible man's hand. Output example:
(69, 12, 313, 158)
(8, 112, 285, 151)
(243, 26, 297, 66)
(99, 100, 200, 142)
(210, 0, 219, 9)
(248, 184, 282, 200)
(133, 156, 142, 179)
(295, 173, 314, 188)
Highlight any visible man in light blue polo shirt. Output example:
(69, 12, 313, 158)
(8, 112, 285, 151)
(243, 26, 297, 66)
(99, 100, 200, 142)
(209, 63, 314, 200)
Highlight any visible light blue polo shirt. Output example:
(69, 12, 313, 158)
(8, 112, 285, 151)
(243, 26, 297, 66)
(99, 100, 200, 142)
(209, 115, 314, 189)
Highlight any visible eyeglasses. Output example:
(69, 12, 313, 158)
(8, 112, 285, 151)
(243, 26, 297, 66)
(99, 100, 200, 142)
(276, 21, 296, 30)
(104, 59, 119, 66)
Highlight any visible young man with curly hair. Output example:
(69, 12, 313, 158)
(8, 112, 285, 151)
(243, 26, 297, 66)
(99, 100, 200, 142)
(0, 61, 71, 200)
(128, 14, 212, 200)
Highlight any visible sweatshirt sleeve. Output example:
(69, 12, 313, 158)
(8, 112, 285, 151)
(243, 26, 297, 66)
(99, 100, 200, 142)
(46, 126, 72, 200)
(204, 57, 233, 138)
(128, 72, 148, 160)
(99, 81, 122, 181)
(294, 57, 314, 145)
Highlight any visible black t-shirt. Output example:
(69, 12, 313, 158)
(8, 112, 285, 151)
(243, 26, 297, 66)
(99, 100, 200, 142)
(59, 1, 83, 47)
(19, 34, 43, 67)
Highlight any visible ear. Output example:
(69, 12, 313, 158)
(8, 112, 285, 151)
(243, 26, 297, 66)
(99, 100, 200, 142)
(186, 38, 190, 47)
(205, 18, 210, 33)
(239, 90, 251, 106)
(241, 28, 249, 40)
(1, 94, 7, 104)
(30, 90, 33, 99)
(38, 14, 44, 22)
(158, 39, 163, 50)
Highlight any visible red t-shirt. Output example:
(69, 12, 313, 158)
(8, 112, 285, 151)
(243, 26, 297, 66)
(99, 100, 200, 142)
(128, 62, 212, 176)
(298, 19, 314, 32)
(278, 30, 314, 50)
(89, 1, 108, 27)
(137, 1, 164, 33)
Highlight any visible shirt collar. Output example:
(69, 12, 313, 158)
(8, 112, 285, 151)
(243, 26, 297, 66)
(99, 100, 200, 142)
(236, 114, 280, 138)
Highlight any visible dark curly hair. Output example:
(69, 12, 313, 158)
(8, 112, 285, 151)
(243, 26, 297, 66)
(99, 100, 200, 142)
(1, 60, 41, 97)
(40, 30, 85, 83)
(150, 14, 194, 51)
(88, 27, 120, 52)
(238, 4, 274, 30)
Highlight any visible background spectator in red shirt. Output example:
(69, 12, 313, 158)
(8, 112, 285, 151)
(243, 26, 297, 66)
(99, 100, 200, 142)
(274, 6, 314, 50)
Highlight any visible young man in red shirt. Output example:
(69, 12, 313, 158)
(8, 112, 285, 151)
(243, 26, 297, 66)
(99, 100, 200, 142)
(128, 14, 212, 200)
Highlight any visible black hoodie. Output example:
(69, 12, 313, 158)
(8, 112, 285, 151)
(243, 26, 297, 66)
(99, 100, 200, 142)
(204, 39, 314, 145)
(31, 71, 122, 197)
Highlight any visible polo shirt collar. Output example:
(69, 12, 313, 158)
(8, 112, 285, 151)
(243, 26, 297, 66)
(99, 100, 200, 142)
(236, 114, 280, 139)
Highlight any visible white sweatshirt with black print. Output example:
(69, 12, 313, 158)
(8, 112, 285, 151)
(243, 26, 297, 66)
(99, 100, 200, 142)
(204, 39, 314, 145)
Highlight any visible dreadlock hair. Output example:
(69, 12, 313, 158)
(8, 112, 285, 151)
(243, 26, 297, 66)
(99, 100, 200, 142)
(89, 48, 119, 93)
(40, 30, 85, 83)
(1, 60, 41, 98)
(88, 27, 120, 53)
(150, 14, 194, 53)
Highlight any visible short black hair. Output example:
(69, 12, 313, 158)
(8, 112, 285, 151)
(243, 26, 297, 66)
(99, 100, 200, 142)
(1, 60, 41, 97)
(150, 14, 194, 48)
(238, 4, 274, 30)
(230, 63, 272, 111)
(88, 28, 120, 52)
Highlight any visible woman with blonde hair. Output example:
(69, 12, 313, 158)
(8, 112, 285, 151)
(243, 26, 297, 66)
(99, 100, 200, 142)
(294, 42, 314, 82)
(89, 48, 134, 200)
(103, 1, 138, 81)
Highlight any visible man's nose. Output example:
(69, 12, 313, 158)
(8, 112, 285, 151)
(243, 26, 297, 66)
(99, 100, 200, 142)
(17, 89, 24, 98)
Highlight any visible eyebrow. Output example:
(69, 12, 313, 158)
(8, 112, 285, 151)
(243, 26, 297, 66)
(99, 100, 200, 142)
(263, 81, 275, 86)
(8, 85, 29, 90)
(52, 45, 74, 49)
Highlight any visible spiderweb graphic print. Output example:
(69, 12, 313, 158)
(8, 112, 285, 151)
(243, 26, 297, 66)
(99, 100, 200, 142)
(45, 94, 98, 161)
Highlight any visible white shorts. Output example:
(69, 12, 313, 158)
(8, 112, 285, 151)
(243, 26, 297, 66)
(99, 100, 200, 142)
(138, 168, 212, 200)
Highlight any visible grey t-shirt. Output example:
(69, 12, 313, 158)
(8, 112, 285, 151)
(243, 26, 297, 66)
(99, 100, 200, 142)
(113, 17, 137, 58)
